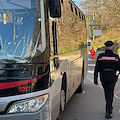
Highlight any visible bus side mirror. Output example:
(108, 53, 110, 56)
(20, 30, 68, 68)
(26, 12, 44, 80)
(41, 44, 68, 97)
(49, 0, 61, 18)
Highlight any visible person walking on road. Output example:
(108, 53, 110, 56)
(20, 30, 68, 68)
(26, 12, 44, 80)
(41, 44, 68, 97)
(90, 47, 96, 61)
(94, 40, 120, 119)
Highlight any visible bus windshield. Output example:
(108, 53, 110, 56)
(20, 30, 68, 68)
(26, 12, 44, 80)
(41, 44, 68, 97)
(0, 0, 42, 61)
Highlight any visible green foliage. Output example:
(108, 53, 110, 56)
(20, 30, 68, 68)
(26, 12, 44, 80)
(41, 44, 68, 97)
(80, 0, 120, 54)
(92, 29, 120, 54)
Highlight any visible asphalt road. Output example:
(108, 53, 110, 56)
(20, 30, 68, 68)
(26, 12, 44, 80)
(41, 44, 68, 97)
(60, 61, 120, 120)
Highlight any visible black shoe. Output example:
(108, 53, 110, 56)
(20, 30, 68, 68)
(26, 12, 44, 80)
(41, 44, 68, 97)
(105, 114, 112, 119)
(105, 112, 112, 119)
(106, 115, 112, 119)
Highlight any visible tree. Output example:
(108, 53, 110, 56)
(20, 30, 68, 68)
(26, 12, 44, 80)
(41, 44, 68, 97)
(79, 0, 120, 31)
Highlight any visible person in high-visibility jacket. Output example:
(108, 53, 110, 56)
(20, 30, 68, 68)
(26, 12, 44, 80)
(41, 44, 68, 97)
(90, 47, 96, 61)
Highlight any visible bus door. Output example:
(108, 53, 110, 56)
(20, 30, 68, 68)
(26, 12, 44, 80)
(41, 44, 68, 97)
(50, 20, 62, 120)
(49, 0, 62, 119)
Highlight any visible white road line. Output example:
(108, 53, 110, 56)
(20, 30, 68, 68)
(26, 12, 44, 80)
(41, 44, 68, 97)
(86, 76, 120, 99)
(115, 91, 120, 95)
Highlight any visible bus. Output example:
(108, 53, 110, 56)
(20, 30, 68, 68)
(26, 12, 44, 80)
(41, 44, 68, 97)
(0, 0, 87, 120)
(50, 0, 87, 119)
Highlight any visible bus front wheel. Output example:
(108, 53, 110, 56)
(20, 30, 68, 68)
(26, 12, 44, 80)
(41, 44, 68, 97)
(60, 89, 65, 111)
(76, 65, 84, 93)
(60, 73, 67, 112)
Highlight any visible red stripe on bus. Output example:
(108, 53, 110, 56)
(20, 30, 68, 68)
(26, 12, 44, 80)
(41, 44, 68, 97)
(0, 77, 42, 90)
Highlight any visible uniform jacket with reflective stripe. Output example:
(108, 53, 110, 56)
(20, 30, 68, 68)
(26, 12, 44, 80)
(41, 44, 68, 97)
(94, 50, 120, 84)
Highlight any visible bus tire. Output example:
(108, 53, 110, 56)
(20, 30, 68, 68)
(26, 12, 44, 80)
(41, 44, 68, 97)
(57, 89, 66, 120)
(60, 89, 65, 111)
(76, 65, 84, 93)
(79, 73, 84, 93)
(60, 73, 67, 112)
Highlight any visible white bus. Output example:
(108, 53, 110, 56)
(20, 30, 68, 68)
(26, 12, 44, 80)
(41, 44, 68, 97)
(50, 0, 87, 119)
(0, 0, 87, 120)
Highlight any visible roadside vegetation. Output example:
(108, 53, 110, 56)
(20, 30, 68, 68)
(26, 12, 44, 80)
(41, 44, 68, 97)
(91, 28, 120, 54)
(79, 0, 120, 54)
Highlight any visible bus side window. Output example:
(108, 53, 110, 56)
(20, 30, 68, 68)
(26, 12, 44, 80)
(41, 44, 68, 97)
(82, 14, 84, 21)
(49, 0, 61, 18)
(79, 12, 81, 19)
(75, 7, 77, 16)
(69, 2, 73, 12)
(52, 21, 58, 55)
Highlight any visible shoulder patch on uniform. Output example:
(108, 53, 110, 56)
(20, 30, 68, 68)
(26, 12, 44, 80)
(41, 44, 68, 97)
(99, 56, 118, 61)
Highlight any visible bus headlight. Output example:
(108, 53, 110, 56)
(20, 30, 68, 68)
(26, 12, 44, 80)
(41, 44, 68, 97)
(8, 94, 48, 114)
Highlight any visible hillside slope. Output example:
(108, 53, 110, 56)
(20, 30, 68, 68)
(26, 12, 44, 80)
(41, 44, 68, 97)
(91, 28, 120, 54)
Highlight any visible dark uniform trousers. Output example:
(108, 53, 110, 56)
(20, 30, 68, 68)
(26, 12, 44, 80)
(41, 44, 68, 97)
(94, 50, 120, 115)
(101, 82, 115, 113)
